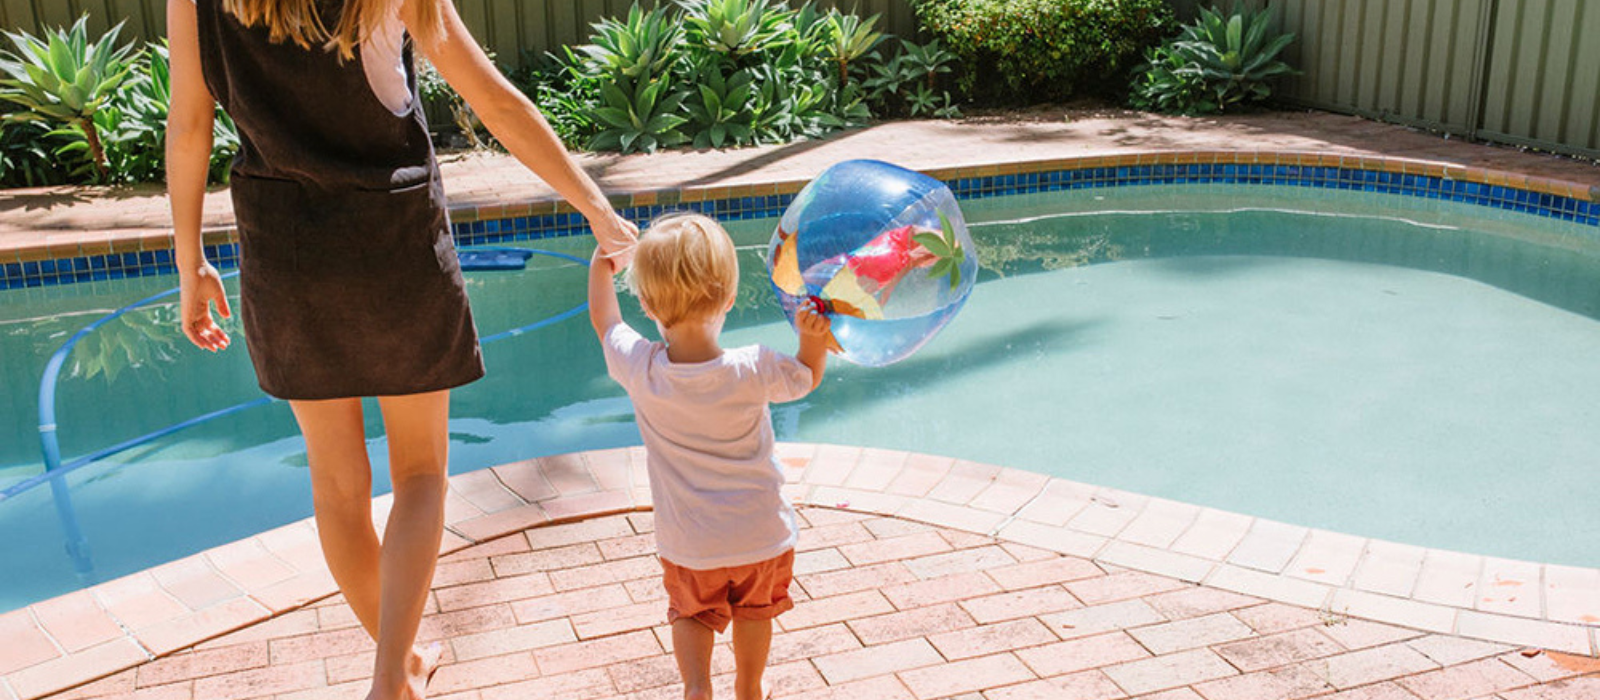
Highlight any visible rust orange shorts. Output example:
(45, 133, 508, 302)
(660, 550, 795, 633)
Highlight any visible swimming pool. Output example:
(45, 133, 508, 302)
(2, 182, 1598, 613)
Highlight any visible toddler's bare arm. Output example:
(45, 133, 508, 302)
(795, 300, 832, 391)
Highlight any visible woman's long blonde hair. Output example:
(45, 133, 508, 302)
(221, 0, 443, 59)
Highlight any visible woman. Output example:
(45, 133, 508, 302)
(166, 0, 636, 697)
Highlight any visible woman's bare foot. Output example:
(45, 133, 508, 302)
(406, 642, 444, 699)
(366, 643, 443, 700)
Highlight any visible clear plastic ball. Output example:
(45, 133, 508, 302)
(768, 160, 978, 367)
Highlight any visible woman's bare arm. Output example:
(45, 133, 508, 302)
(401, 0, 636, 265)
(167, 0, 232, 351)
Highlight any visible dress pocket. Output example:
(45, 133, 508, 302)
(231, 174, 301, 273)
(293, 179, 445, 277)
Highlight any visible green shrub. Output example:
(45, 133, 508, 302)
(0, 117, 70, 187)
(1130, 2, 1298, 115)
(544, 0, 899, 155)
(0, 17, 238, 187)
(865, 39, 961, 119)
(910, 0, 1174, 104)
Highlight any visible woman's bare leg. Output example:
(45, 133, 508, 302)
(291, 391, 450, 700)
(370, 390, 452, 700)
(292, 398, 382, 634)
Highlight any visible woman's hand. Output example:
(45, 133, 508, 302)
(180, 263, 232, 352)
(592, 211, 639, 270)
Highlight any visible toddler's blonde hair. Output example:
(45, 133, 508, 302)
(627, 213, 739, 328)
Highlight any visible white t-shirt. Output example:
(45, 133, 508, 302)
(197, 0, 411, 114)
(603, 323, 813, 570)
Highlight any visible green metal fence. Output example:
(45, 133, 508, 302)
(0, 1, 920, 62)
(1170, 0, 1600, 159)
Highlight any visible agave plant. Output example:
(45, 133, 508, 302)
(864, 39, 960, 120)
(578, 4, 683, 80)
(898, 39, 956, 93)
(747, 63, 832, 143)
(1176, 2, 1298, 108)
(681, 0, 795, 59)
(591, 76, 688, 154)
(0, 16, 139, 181)
(1129, 43, 1212, 114)
(684, 65, 755, 149)
(1133, 1, 1296, 115)
(820, 10, 883, 85)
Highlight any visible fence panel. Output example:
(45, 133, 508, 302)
(1151, 0, 1599, 157)
(1478, 0, 1600, 153)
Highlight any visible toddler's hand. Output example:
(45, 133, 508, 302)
(796, 299, 832, 339)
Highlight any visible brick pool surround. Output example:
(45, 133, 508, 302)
(3, 149, 1599, 289)
(2, 443, 1597, 700)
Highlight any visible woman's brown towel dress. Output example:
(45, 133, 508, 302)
(194, 0, 484, 400)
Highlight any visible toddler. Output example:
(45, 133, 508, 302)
(587, 213, 830, 700)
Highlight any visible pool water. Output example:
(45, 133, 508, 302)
(2, 184, 1598, 612)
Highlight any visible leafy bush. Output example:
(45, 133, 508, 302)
(540, 0, 914, 155)
(0, 117, 70, 187)
(910, 0, 1174, 104)
(1130, 2, 1297, 115)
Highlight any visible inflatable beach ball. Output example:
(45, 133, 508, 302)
(768, 160, 979, 367)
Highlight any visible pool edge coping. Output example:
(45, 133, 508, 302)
(3, 443, 1596, 700)
(4, 148, 1597, 270)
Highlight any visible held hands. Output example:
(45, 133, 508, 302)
(591, 211, 639, 270)
(180, 262, 231, 352)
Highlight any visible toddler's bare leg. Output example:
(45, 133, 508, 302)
(731, 619, 772, 700)
(672, 618, 717, 700)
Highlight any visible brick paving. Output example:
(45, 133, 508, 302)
(39, 507, 1600, 700)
